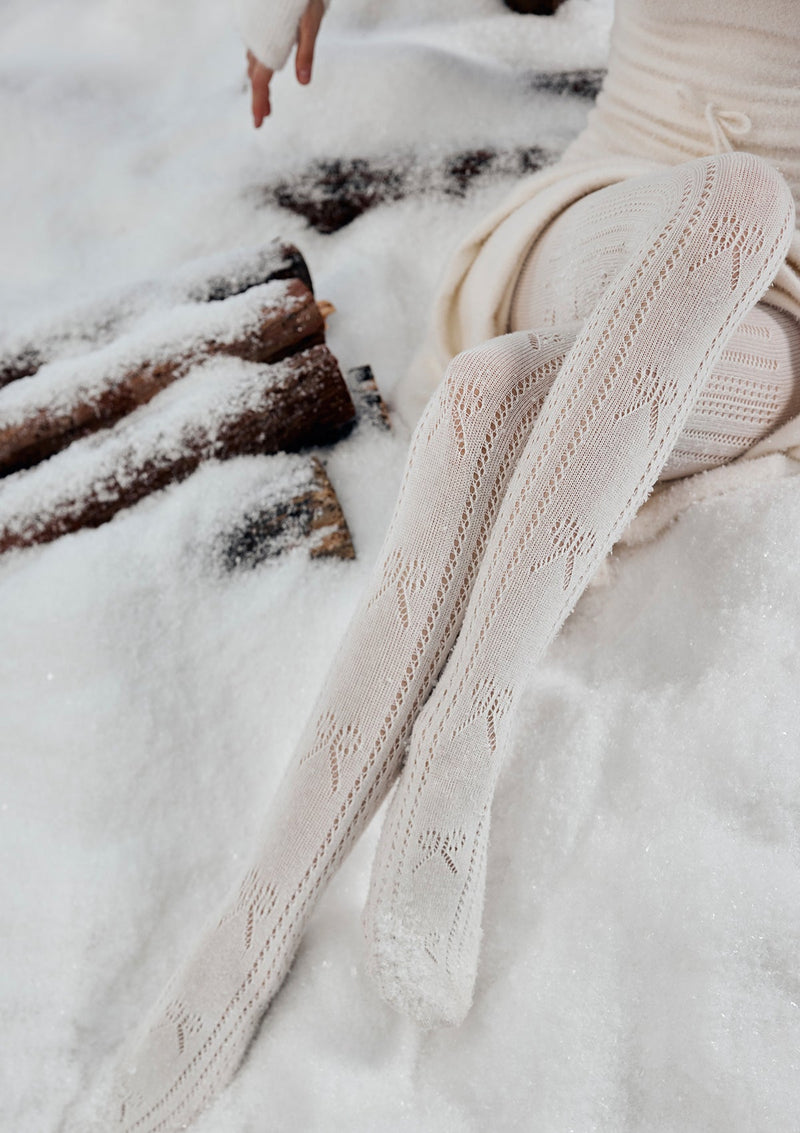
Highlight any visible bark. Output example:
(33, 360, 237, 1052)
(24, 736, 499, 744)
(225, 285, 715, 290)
(219, 455, 355, 568)
(345, 364, 392, 431)
(502, 0, 567, 13)
(0, 344, 356, 555)
(0, 278, 326, 476)
(0, 239, 314, 388)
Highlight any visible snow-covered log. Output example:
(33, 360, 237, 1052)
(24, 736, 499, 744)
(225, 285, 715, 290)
(345, 364, 392, 432)
(0, 278, 326, 475)
(503, 0, 566, 12)
(0, 345, 356, 555)
(217, 454, 355, 567)
(0, 239, 314, 387)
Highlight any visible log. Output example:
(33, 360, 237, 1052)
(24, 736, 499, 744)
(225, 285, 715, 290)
(216, 366, 392, 569)
(0, 345, 356, 555)
(527, 69, 605, 100)
(503, 0, 567, 12)
(219, 455, 354, 567)
(0, 278, 326, 476)
(345, 365, 392, 431)
(267, 145, 548, 234)
(0, 239, 314, 388)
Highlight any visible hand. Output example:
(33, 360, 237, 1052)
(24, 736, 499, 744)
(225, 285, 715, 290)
(246, 0, 326, 128)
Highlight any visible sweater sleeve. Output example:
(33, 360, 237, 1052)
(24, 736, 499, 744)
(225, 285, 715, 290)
(234, 0, 332, 73)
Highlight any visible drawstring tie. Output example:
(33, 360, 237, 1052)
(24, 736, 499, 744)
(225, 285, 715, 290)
(676, 82, 752, 154)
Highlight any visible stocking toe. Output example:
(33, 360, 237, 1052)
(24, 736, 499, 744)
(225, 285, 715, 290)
(364, 899, 475, 1029)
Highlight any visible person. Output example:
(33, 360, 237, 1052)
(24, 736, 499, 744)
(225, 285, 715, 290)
(113, 1, 800, 1130)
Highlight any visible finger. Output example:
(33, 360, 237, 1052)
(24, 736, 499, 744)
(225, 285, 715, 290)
(250, 64, 272, 128)
(246, 49, 256, 81)
(296, 0, 324, 84)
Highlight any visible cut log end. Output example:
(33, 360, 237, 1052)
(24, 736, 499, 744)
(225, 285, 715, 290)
(218, 456, 354, 568)
(346, 365, 392, 431)
(317, 299, 336, 326)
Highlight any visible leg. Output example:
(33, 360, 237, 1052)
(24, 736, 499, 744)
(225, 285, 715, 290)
(114, 325, 580, 1131)
(362, 151, 796, 1027)
(658, 302, 800, 480)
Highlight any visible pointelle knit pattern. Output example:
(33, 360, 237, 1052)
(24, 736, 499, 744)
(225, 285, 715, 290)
(362, 154, 796, 1025)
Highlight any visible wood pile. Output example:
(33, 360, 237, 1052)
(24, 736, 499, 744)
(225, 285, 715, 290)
(0, 240, 390, 560)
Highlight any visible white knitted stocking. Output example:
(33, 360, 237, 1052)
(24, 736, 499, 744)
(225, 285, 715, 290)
(113, 328, 578, 1132)
(361, 151, 796, 1027)
(658, 301, 800, 479)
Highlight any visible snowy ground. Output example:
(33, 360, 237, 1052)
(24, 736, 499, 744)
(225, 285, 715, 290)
(2, 1, 800, 1130)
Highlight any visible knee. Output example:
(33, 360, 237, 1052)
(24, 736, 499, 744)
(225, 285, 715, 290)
(664, 152, 796, 302)
(699, 151, 795, 238)
(427, 328, 573, 453)
(421, 332, 538, 456)
(442, 332, 539, 404)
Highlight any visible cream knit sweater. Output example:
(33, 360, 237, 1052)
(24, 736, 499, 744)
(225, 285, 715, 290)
(237, 0, 800, 545)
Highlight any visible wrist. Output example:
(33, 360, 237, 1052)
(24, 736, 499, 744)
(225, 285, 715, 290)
(234, 0, 308, 72)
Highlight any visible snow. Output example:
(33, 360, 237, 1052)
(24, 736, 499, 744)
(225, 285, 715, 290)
(2, 0, 799, 1131)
